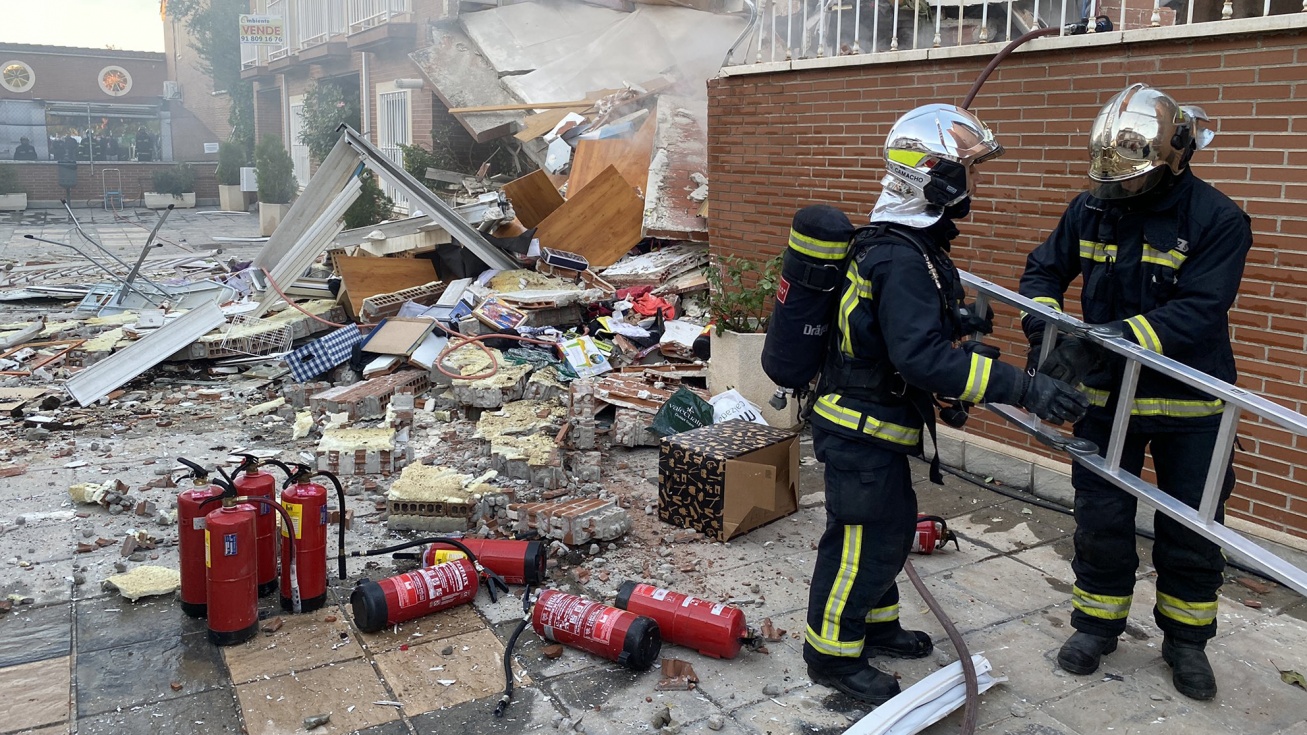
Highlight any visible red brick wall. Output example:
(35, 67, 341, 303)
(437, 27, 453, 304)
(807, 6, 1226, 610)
(10, 162, 219, 203)
(708, 28, 1307, 540)
(163, 19, 234, 162)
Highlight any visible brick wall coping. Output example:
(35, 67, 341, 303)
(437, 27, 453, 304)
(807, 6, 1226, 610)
(718, 11, 1307, 77)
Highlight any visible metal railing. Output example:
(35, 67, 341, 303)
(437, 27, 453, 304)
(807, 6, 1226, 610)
(347, 0, 412, 33)
(267, 0, 294, 61)
(961, 270, 1307, 598)
(723, 0, 1307, 66)
(297, 0, 347, 48)
(240, 42, 268, 69)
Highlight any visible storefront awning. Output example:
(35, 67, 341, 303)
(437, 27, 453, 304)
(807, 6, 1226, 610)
(44, 101, 161, 120)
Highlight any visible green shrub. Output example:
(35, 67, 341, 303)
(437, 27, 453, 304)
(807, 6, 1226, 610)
(343, 170, 394, 230)
(255, 135, 297, 204)
(299, 79, 358, 163)
(705, 254, 782, 335)
(0, 165, 20, 196)
(150, 163, 197, 197)
(216, 142, 244, 186)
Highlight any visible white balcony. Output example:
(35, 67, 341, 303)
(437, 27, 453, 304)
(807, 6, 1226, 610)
(297, 0, 348, 48)
(348, 0, 412, 34)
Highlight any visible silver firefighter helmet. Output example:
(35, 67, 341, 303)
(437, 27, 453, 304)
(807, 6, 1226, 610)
(1088, 83, 1200, 200)
(882, 103, 1005, 209)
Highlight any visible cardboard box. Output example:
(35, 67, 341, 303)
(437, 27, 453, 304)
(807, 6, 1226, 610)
(658, 420, 799, 541)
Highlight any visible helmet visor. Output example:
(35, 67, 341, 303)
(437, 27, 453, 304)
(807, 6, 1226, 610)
(1088, 165, 1169, 200)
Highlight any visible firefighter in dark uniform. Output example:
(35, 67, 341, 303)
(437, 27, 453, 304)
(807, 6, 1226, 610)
(803, 104, 1090, 704)
(1019, 84, 1253, 701)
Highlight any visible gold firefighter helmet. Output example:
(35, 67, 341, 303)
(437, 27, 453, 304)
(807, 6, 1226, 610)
(1088, 83, 1199, 200)
(883, 103, 1005, 208)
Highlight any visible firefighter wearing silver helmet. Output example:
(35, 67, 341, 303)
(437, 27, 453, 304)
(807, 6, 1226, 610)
(1020, 83, 1253, 701)
(803, 103, 1088, 705)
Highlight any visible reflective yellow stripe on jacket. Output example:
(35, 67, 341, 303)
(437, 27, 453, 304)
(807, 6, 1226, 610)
(1080, 386, 1224, 418)
(1072, 585, 1132, 620)
(1156, 592, 1218, 627)
(789, 228, 847, 261)
(1079, 240, 1118, 262)
(1142, 244, 1187, 270)
(960, 353, 993, 404)
(814, 394, 921, 447)
(837, 272, 874, 356)
(1125, 315, 1163, 354)
(805, 525, 866, 657)
(1020, 296, 1063, 321)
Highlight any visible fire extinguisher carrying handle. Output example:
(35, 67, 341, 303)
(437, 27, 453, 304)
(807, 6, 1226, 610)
(177, 457, 211, 481)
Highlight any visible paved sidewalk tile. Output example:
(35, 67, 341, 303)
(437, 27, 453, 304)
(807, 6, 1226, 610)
(374, 628, 510, 716)
(75, 596, 203, 654)
(410, 689, 555, 733)
(356, 600, 486, 654)
(77, 686, 244, 735)
(235, 659, 399, 735)
(0, 603, 71, 668)
(0, 655, 70, 733)
(223, 612, 363, 685)
(76, 632, 228, 718)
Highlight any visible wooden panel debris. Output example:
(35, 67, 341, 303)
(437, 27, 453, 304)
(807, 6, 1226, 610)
(568, 112, 657, 193)
(533, 165, 644, 268)
(335, 256, 439, 319)
(501, 170, 565, 229)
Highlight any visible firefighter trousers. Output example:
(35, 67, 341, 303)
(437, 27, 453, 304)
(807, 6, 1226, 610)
(1069, 416, 1236, 643)
(804, 426, 917, 674)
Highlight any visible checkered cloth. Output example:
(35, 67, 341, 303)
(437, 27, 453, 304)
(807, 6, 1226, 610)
(288, 325, 364, 382)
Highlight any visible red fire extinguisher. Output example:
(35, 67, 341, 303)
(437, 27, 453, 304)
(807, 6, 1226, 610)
(531, 589, 661, 670)
(176, 458, 225, 619)
(615, 581, 748, 660)
(912, 515, 959, 554)
(232, 454, 291, 597)
(350, 537, 510, 633)
(199, 479, 301, 646)
(415, 538, 546, 586)
(280, 464, 347, 613)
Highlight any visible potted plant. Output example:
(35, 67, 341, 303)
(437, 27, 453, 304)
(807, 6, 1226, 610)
(144, 163, 197, 209)
(0, 165, 26, 212)
(705, 254, 798, 428)
(216, 142, 246, 212)
(255, 135, 297, 236)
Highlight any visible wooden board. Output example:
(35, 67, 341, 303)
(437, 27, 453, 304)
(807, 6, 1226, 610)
(515, 107, 589, 142)
(334, 256, 439, 319)
(533, 165, 644, 269)
(502, 170, 565, 229)
(360, 318, 436, 357)
(567, 115, 657, 194)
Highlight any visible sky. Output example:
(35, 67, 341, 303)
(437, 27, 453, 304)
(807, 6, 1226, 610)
(0, 0, 166, 52)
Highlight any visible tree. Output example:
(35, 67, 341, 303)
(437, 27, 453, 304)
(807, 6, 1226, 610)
(299, 79, 360, 163)
(166, 0, 254, 155)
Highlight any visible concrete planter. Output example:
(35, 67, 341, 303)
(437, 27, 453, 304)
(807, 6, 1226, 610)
(143, 192, 196, 209)
(259, 202, 290, 236)
(218, 184, 247, 212)
(0, 193, 27, 212)
(708, 329, 799, 430)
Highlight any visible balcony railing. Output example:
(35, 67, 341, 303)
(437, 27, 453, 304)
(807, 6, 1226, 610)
(241, 42, 268, 69)
(722, 0, 1307, 66)
(298, 0, 348, 48)
(267, 0, 294, 61)
(348, 0, 412, 33)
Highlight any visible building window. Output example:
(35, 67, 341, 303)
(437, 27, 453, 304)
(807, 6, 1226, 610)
(98, 66, 133, 97)
(1, 60, 35, 93)
(376, 85, 411, 210)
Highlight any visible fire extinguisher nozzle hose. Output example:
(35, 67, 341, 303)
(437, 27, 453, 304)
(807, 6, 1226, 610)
(495, 586, 533, 719)
(314, 471, 348, 581)
(232, 494, 302, 614)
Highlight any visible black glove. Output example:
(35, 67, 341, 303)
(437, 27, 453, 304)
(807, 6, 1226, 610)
(1039, 335, 1112, 388)
(1017, 370, 1090, 425)
(957, 302, 993, 336)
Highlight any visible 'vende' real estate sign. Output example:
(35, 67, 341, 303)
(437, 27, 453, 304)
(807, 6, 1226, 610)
(239, 15, 285, 45)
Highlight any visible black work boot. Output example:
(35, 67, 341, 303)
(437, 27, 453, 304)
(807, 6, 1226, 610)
(864, 627, 934, 659)
(808, 665, 901, 706)
(1056, 631, 1119, 675)
(1162, 637, 1217, 701)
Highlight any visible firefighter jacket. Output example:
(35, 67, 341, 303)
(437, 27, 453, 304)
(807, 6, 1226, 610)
(811, 219, 1027, 455)
(1019, 170, 1253, 427)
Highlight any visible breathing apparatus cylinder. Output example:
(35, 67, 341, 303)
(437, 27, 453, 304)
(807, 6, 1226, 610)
(761, 205, 857, 398)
